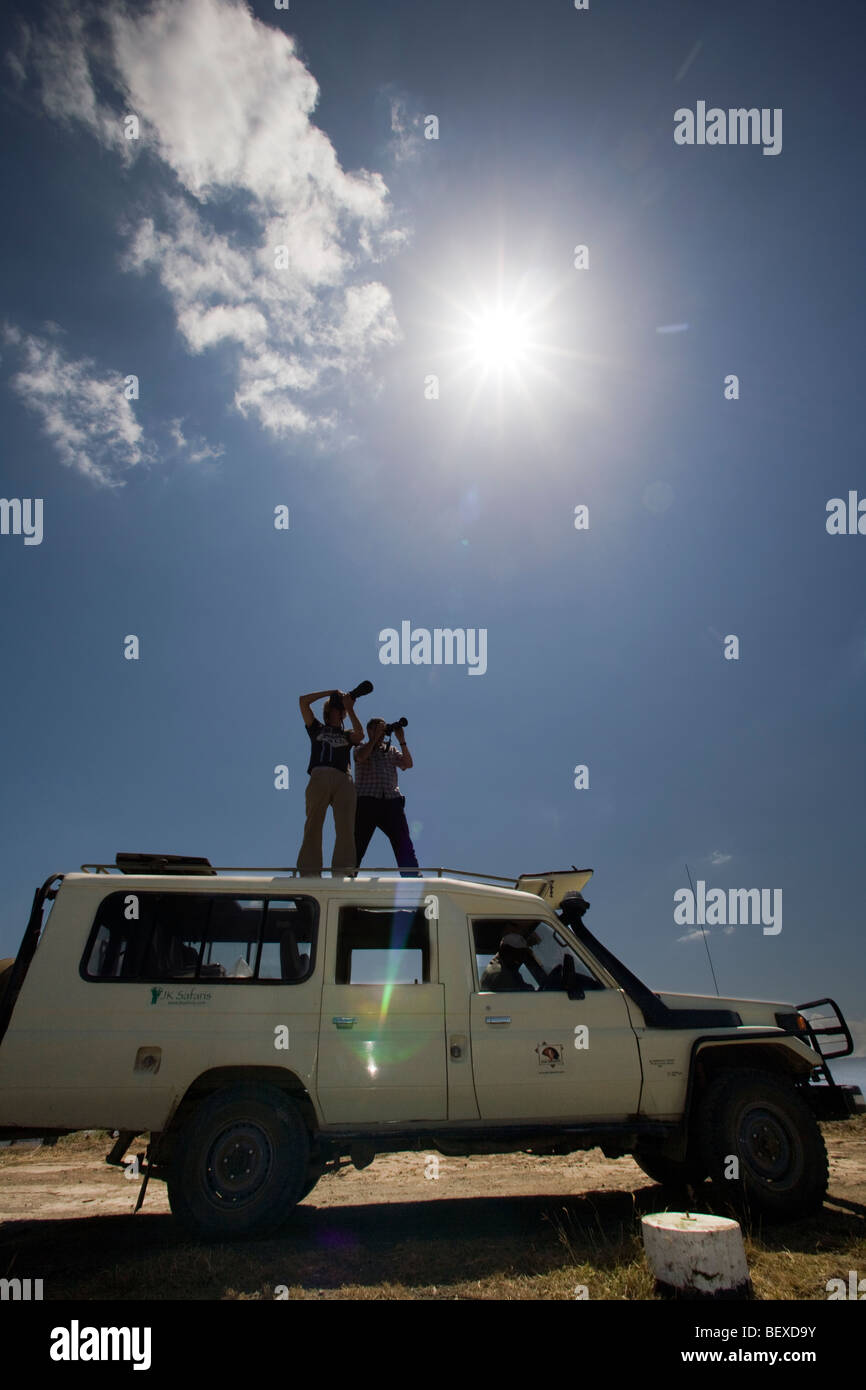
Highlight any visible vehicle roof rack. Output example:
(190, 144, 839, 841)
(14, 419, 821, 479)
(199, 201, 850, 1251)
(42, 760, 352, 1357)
(80, 861, 519, 882)
(77, 860, 593, 900)
(113, 853, 217, 876)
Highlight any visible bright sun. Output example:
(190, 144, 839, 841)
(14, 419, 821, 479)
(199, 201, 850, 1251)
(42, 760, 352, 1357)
(465, 306, 533, 372)
(428, 269, 575, 422)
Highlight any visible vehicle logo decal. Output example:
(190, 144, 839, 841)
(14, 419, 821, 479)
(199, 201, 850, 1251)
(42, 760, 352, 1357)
(535, 1041, 565, 1072)
(148, 986, 212, 1006)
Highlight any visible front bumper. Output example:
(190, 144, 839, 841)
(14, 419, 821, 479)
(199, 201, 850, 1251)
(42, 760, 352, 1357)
(803, 1083, 865, 1121)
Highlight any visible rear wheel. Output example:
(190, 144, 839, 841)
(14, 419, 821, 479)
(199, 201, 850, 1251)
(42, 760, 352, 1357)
(167, 1083, 309, 1240)
(697, 1068, 828, 1221)
(299, 1162, 324, 1200)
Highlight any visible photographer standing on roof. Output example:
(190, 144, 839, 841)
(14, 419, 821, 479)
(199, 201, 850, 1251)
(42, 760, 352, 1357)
(353, 718, 420, 876)
(297, 689, 364, 876)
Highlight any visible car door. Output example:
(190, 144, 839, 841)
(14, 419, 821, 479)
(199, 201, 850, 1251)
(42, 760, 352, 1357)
(469, 916, 642, 1121)
(317, 897, 447, 1124)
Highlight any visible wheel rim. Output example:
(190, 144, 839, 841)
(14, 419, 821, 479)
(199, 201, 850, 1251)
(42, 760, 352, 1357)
(203, 1121, 274, 1209)
(736, 1103, 801, 1187)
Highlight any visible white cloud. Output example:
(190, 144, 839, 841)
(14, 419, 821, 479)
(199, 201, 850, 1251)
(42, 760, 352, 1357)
(19, 0, 405, 440)
(388, 95, 424, 166)
(678, 920, 735, 943)
(169, 418, 225, 469)
(21, 3, 130, 158)
(3, 323, 148, 486)
(709, 850, 732, 866)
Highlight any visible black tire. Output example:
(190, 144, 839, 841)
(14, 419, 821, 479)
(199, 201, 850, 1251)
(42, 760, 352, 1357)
(299, 1162, 324, 1200)
(697, 1068, 828, 1221)
(633, 1149, 706, 1190)
(167, 1083, 310, 1240)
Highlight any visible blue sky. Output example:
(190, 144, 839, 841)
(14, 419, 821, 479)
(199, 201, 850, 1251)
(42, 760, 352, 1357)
(0, 0, 864, 1067)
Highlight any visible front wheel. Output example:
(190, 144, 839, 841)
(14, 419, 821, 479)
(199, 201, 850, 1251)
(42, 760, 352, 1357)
(167, 1083, 310, 1240)
(697, 1068, 828, 1221)
(633, 1149, 706, 1191)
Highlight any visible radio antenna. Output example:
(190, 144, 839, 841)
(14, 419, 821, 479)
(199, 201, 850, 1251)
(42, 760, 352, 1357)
(686, 862, 720, 996)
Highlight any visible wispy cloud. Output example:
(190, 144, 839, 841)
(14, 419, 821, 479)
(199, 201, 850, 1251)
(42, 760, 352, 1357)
(388, 94, 425, 165)
(169, 418, 225, 470)
(677, 921, 736, 943)
(709, 850, 732, 866)
(16, 0, 406, 441)
(673, 39, 703, 84)
(3, 322, 149, 486)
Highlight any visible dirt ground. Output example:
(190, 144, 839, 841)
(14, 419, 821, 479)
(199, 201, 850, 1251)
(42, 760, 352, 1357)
(1, 1120, 864, 1299)
(3, 1121, 866, 1221)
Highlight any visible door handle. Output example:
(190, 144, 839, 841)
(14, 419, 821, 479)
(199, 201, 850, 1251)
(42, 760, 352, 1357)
(485, 1016, 511, 1025)
(332, 1017, 357, 1029)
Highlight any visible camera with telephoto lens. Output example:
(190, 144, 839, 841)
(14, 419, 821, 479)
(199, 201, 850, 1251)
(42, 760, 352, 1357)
(329, 680, 373, 711)
(383, 717, 408, 737)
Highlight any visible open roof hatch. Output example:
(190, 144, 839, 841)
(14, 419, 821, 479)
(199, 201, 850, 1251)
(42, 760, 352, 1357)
(516, 868, 594, 909)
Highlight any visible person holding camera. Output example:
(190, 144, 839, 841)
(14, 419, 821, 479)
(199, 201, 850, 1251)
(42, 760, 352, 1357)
(354, 718, 420, 875)
(297, 688, 364, 876)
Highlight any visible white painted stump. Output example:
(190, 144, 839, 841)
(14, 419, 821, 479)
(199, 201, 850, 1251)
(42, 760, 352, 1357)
(641, 1211, 752, 1299)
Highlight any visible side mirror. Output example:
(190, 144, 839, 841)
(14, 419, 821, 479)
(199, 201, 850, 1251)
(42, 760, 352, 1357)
(562, 953, 585, 1000)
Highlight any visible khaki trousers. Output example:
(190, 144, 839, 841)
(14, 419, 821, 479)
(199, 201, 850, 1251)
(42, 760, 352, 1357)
(298, 768, 357, 875)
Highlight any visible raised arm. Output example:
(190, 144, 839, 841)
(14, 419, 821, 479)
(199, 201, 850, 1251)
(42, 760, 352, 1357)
(395, 732, 413, 770)
(343, 693, 364, 745)
(299, 689, 335, 727)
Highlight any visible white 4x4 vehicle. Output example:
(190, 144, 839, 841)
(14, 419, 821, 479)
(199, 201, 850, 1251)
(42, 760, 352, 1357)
(0, 855, 861, 1239)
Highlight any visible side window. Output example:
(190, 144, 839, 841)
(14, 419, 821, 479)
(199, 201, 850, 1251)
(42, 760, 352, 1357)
(82, 892, 317, 983)
(137, 895, 211, 980)
(259, 899, 317, 982)
(81, 893, 195, 980)
(336, 906, 430, 985)
(472, 918, 606, 992)
(199, 898, 264, 978)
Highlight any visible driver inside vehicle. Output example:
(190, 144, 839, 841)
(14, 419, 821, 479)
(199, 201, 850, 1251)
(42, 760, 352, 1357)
(480, 928, 548, 992)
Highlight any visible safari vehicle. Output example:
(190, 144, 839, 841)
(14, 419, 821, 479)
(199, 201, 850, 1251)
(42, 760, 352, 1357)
(0, 855, 862, 1239)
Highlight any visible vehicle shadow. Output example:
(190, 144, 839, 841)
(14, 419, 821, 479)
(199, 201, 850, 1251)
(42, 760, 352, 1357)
(1, 1181, 863, 1298)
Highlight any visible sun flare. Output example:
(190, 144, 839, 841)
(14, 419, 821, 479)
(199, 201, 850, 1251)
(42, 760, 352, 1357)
(426, 265, 584, 428)
(465, 306, 533, 372)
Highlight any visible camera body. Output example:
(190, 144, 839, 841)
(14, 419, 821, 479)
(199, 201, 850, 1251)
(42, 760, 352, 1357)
(383, 717, 408, 737)
(329, 680, 373, 711)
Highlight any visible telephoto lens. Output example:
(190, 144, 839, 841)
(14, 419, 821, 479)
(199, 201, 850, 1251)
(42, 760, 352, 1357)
(384, 717, 408, 736)
(330, 680, 374, 710)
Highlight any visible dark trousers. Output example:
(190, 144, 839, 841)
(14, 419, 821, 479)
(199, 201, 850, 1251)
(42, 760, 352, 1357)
(355, 796, 420, 875)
